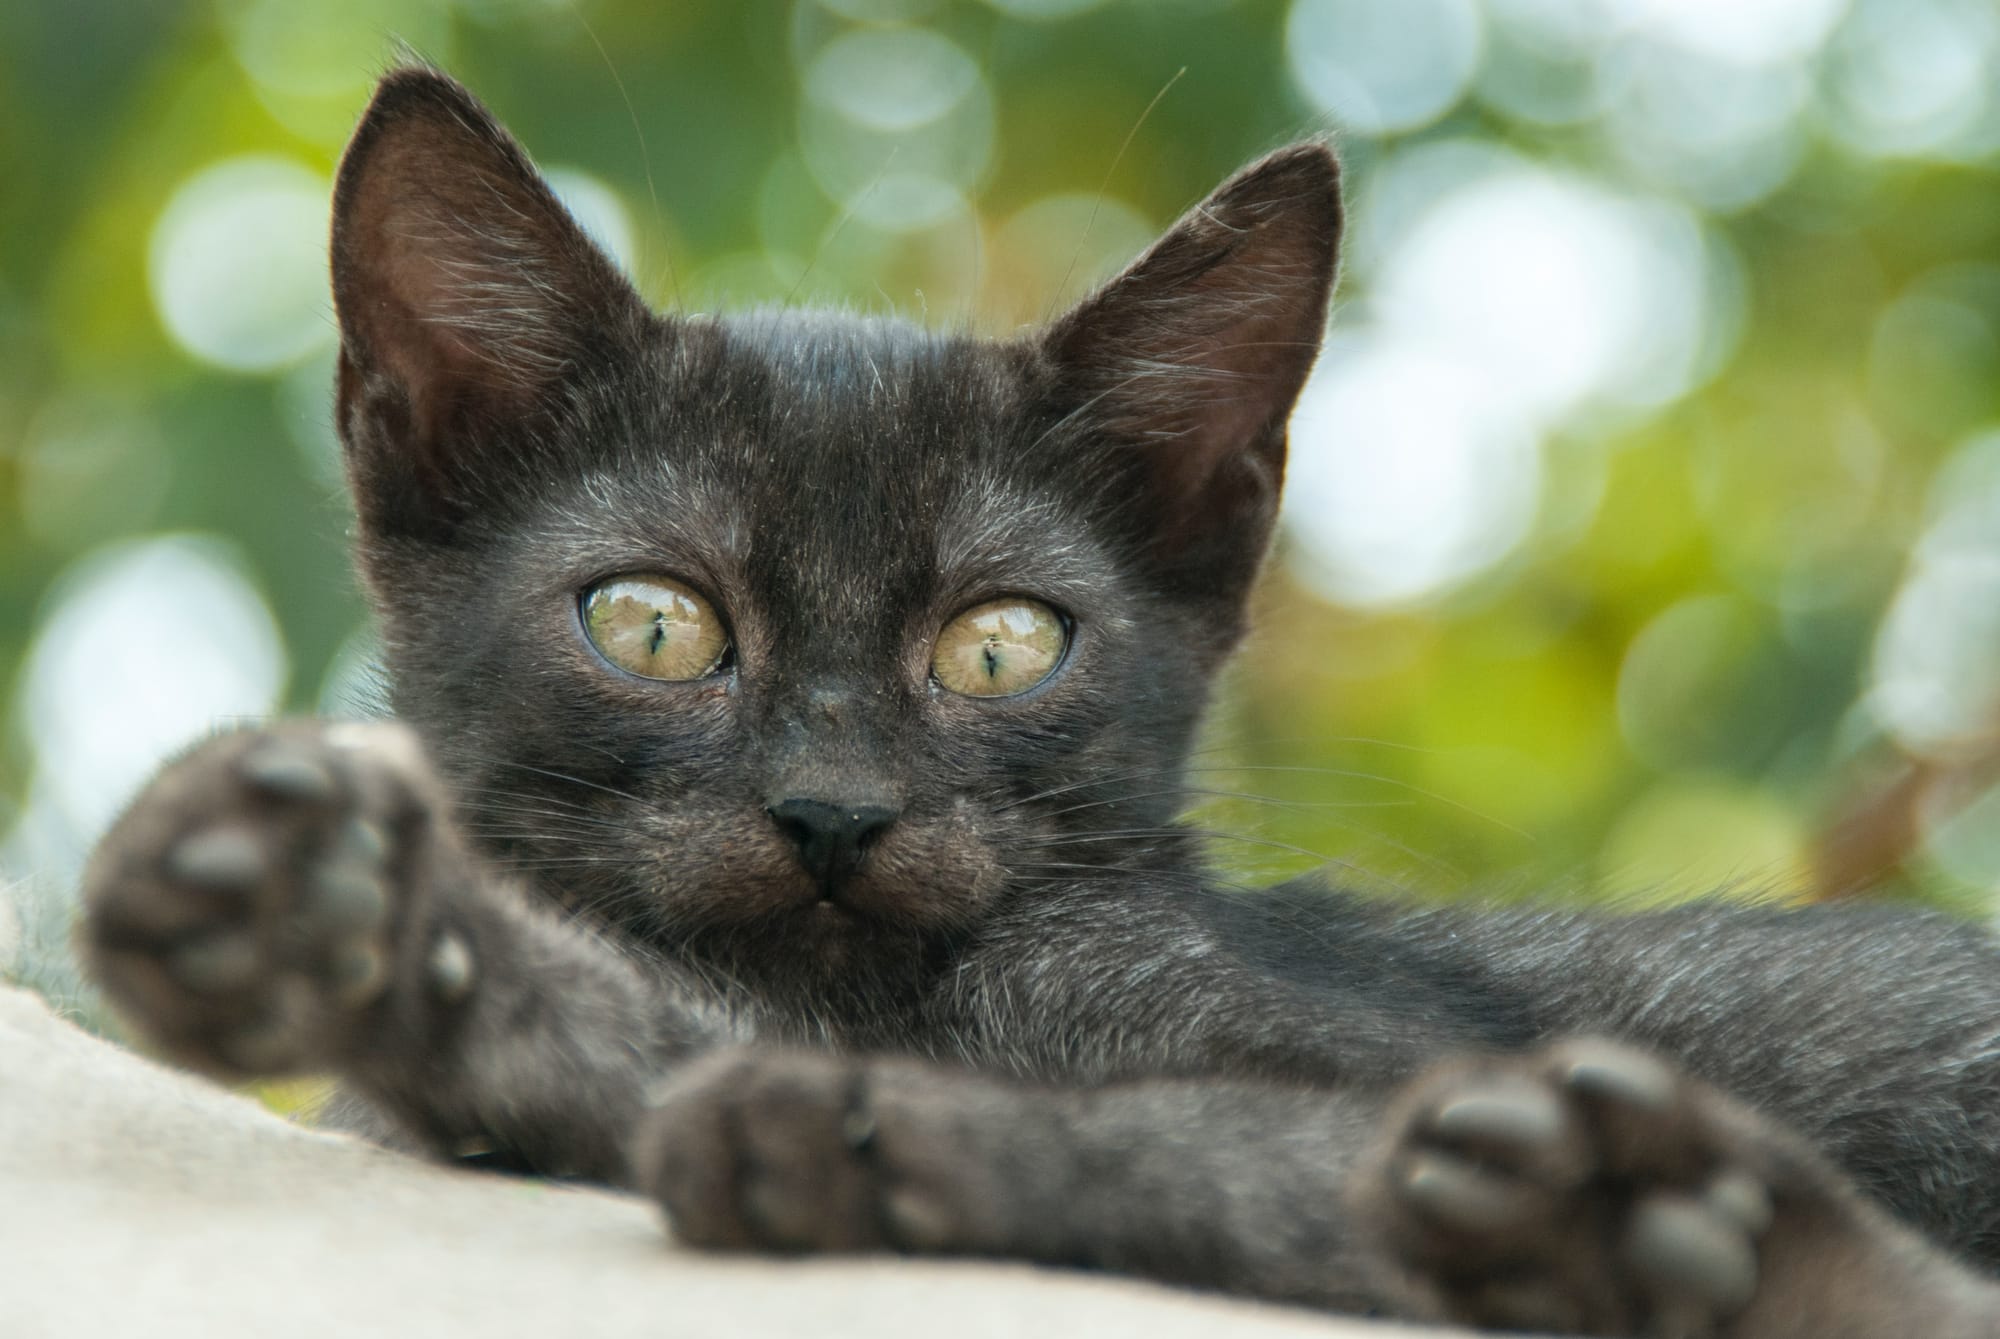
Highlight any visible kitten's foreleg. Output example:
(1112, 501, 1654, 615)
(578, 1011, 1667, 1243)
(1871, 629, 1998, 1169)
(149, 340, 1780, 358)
(633, 1046, 1394, 1309)
(82, 721, 747, 1181)
(632, 1044, 2000, 1334)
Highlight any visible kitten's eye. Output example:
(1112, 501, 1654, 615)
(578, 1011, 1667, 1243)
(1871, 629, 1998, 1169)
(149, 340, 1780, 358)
(933, 599, 1067, 698)
(581, 576, 728, 681)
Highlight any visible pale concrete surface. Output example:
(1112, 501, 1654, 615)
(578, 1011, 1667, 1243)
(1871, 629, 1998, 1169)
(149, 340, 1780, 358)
(0, 984, 1478, 1338)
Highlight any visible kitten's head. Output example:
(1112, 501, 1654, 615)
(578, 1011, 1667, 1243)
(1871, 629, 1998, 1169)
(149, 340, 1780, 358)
(331, 69, 1339, 992)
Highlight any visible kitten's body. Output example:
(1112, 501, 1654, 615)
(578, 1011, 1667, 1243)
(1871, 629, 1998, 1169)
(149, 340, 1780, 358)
(82, 70, 2000, 1335)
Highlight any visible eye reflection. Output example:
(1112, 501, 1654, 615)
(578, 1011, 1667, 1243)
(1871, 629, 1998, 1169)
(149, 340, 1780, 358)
(581, 576, 728, 681)
(932, 598, 1066, 697)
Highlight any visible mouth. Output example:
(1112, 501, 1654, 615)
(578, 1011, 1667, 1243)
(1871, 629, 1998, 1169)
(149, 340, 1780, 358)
(807, 898, 882, 938)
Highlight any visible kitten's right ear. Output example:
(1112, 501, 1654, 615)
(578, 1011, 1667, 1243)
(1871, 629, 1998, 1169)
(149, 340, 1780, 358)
(331, 68, 649, 539)
(1041, 142, 1340, 629)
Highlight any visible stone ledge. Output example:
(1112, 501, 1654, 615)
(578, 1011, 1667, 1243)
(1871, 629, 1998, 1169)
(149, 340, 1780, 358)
(0, 985, 1475, 1338)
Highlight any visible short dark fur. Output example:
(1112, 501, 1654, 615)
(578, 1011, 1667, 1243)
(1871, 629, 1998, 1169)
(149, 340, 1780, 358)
(83, 70, 2000, 1336)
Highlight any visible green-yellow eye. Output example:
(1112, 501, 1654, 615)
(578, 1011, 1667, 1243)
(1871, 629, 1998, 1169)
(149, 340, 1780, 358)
(932, 599, 1067, 698)
(582, 576, 728, 681)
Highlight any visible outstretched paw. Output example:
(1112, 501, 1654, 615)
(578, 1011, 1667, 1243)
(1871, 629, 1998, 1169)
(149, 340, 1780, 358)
(1360, 1039, 1784, 1337)
(634, 1048, 1018, 1258)
(82, 722, 474, 1078)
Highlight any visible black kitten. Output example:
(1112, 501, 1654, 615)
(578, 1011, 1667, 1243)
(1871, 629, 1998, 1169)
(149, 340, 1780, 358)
(83, 69, 2000, 1337)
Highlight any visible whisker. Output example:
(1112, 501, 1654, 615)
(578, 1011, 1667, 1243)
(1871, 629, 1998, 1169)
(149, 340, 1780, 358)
(1026, 826, 1343, 868)
(1036, 784, 1417, 824)
(483, 759, 645, 803)
(458, 798, 631, 826)
(1196, 765, 1533, 840)
(1041, 66, 1186, 322)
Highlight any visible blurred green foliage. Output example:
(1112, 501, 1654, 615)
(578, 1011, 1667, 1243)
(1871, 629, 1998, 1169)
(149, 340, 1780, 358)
(5, 0, 2000, 935)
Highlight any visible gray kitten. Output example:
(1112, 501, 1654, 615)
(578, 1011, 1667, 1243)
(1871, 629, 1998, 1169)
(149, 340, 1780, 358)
(82, 69, 2000, 1337)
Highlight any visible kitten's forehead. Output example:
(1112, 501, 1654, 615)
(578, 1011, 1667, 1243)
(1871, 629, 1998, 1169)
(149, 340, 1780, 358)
(547, 309, 1118, 643)
(709, 314, 1099, 611)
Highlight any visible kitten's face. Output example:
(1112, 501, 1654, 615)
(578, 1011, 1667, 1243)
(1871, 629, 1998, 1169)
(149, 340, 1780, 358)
(330, 71, 1340, 989)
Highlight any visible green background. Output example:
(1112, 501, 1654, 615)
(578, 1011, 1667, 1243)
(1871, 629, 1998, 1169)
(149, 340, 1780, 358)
(7, 0, 2000, 1019)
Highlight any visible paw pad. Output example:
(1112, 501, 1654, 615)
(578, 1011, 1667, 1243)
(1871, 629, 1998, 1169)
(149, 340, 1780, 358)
(239, 742, 338, 802)
(166, 826, 267, 892)
(1624, 1193, 1758, 1313)
(165, 931, 262, 995)
(1375, 1040, 1777, 1335)
(83, 724, 433, 1079)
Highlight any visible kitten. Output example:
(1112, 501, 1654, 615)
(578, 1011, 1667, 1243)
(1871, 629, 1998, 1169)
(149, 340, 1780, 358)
(82, 68, 2000, 1336)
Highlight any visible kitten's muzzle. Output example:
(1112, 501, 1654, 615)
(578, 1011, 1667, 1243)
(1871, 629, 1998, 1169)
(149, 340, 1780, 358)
(767, 797, 899, 900)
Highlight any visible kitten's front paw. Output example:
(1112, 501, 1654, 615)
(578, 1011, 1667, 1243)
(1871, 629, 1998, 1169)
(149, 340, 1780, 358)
(634, 1049, 1001, 1256)
(1358, 1040, 1783, 1337)
(82, 722, 470, 1078)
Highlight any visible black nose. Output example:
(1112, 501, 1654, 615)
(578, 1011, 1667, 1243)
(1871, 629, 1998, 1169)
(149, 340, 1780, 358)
(768, 798, 899, 895)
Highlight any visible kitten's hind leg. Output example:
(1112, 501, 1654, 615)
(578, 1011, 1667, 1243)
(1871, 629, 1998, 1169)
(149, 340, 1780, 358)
(1356, 1038, 2000, 1338)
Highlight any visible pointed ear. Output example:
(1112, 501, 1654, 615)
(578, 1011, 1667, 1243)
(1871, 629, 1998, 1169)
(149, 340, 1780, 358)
(331, 68, 650, 539)
(1044, 143, 1341, 604)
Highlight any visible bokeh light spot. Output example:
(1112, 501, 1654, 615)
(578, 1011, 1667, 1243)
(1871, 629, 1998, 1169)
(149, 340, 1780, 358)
(1370, 156, 1715, 422)
(1872, 429, 2000, 758)
(987, 193, 1156, 326)
(1626, 0, 1847, 64)
(1284, 335, 1542, 608)
(806, 28, 980, 132)
(1825, 0, 2000, 159)
(545, 167, 639, 278)
(8, 536, 287, 883)
(1484, 0, 1618, 60)
(1286, 0, 1482, 135)
(1867, 281, 2000, 437)
(979, 0, 1111, 17)
(221, 0, 454, 144)
(799, 26, 993, 233)
(148, 156, 333, 374)
(819, 0, 943, 19)
(1597, 43, 1810, 209)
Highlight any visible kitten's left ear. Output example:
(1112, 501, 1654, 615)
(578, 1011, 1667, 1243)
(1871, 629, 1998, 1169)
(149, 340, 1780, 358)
(1044, 143, 1341, 602)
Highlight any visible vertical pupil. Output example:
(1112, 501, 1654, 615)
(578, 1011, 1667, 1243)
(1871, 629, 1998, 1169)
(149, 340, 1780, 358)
(982, 639, 1001, 678)
(647, 612, 666, 655)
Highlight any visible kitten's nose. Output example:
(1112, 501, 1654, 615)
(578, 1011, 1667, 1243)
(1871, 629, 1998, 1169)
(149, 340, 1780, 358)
(767, 797, 899, 896)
